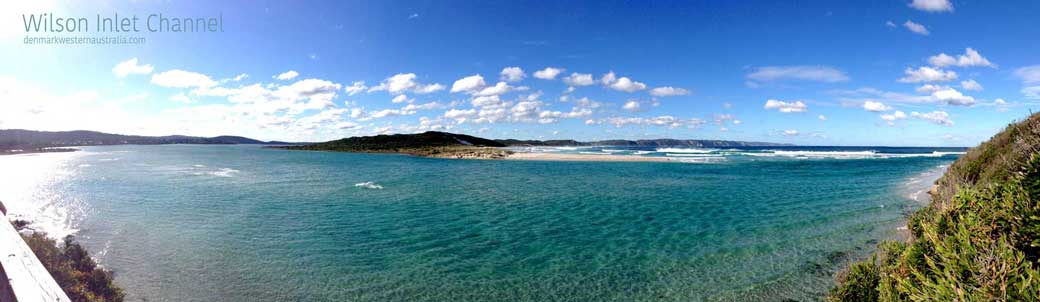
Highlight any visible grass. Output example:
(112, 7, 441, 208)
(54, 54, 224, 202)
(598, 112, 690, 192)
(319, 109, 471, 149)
(829, 113, 1040, 301)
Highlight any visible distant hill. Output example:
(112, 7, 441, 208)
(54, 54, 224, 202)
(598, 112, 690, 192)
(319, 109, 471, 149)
(0, 129, 283, 152)
(496, 138, 791, 147)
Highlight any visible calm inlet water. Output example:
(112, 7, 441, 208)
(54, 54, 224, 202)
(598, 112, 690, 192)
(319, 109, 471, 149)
(0, 145, 960, 301)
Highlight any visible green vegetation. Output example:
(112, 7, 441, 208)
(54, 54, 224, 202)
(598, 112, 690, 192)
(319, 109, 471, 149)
(830, 113, 1040, 301)
(282, 131, 513, 159)
(13, 223, 124, 302)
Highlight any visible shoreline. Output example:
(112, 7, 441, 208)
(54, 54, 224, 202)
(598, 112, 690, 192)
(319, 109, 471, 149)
(505, 152, 672, 162)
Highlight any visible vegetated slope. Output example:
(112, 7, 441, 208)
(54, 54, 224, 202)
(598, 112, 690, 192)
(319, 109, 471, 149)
(830, 113, 1040, 301)
(0, 129, 269, 150)
(287, 131, 505, 151)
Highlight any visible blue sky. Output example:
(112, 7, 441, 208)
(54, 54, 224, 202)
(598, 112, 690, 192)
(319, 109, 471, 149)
(2, 0, 1039, 146)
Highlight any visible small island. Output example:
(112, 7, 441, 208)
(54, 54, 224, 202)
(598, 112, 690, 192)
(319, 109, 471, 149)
(277, 131, 514, 159)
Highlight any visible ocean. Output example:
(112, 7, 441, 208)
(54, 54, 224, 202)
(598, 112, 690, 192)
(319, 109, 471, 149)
(0, 144, 962, 301)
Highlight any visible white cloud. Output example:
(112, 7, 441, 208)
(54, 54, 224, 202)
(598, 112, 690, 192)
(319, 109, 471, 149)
(763, 99, 808, 113)
(960, 79, 983, 91)
(880, 111, 907, 121)
(169, 93, 194, 103)
(593, 116, 704, 129)
(818, 114, 827, 121)
(401, 102, 445, 111)
(927, 48, 995, 68)
(911, 111, 953, 125)
(391, 94, 412, 103)
(451, 74, 487, 93)
(885, 21, 897, 28)
(931, 88, 975, 105)
(862, 101, 892, 112)
(746, 66, 849, 83)
(1015, 65, 1040, 84)
(112, 58, 153, 78)
(903, 20, 930, 35)
(649, 86, 690, 97)
(345, 81, 367, 95)
(622, 100, 641, 112)
(908, 0, 953, 12)
(533, 67, 564, 80)
(915, 84, 948, 93)
(275, 70, 299, 80)
(500, 67, 525, 82)
(782, 130, 799, 136)
(562, 73, 595, 86)
(898, 66, 957, 83)
(600, 72, 647, 92)
(473, 81, 513, 97)
(471, 95, 503, 107)
(1022, 86, 1040, 99)
(444, 108, 478, 121)
(151, 70, 218, 88)
(370, 73, 444, 95)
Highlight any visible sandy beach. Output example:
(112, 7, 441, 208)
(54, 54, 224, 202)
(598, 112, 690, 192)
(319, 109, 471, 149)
(505, 152, 672, 162)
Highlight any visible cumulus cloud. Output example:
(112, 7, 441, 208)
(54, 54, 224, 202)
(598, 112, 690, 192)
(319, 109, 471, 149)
(275, 70, 299, 80)
(370, 73, 444, 95)
(600, 72, 647, 92)
(927, 48, 995, 68)
(898, 66, 957, 83)
(818, 115, 827, 121)
(451, 74, 487, 93)
(903, 20, 929, 35)
(746, 66, 849, 83)
(763, 99, 808, 113)
(908, 0, 953, 12)
(444, 108, 477, 122)
(391, 94, 412, 103)
(960, 79, 983, 91)
(112, 58, 153, 78)
(912, 111, 953, 125)
(533, 67, 564, 80)
(345, 81, 367, 95)
(151, 70, 218, 88)
(622, 100, 641, 112)
(500, 67, 525, 82)
(473, 81, 514, 97)
(931, 88, 975, 105)
(649, 86, 690, 97)
(915, 84, 948, 94)
(862, 101, 892, 112)
(562, 73, 596, 86)
(782, 130, 799, 136)
(880, 111, 908, 125)
(592, 116, 704, 129)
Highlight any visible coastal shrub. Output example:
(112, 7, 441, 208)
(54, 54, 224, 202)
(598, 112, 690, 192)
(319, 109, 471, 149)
(828, 257, 880, 302)
(16, 227, 125, 302)
(831, 112, 1040, 301)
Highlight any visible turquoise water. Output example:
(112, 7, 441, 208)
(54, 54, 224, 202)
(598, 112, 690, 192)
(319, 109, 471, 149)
(0, 145, 957, 301)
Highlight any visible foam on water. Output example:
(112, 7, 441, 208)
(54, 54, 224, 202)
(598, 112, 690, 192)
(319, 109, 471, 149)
(355, 181, 384, 189)
(656, 147, 716, 153)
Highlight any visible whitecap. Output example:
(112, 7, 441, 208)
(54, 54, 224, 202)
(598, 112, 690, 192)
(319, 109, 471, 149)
(209, 168, 240, 177)
(355, 181, 384, 190)
(656, 148, 716, 153)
